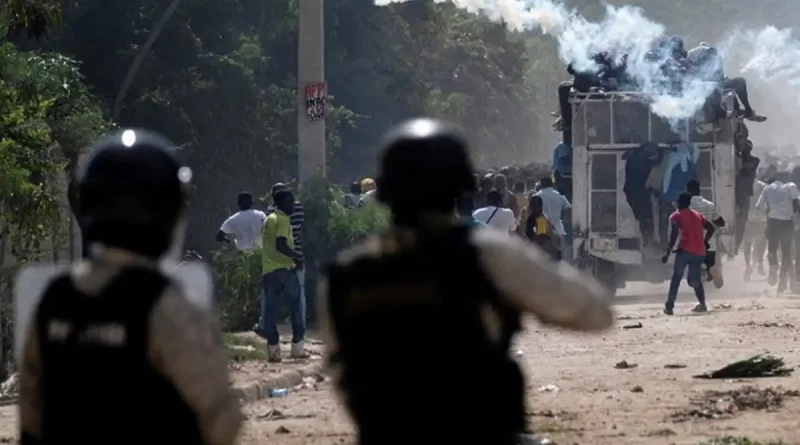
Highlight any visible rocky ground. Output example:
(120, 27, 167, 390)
(3, 260, 800, 445)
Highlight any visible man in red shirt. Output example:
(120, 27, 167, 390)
(662, 192, 716, 315)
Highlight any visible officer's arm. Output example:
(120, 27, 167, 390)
(149, 289, 243, 445)
(470, 229, 613, 331)
(19, 322, 43, 445)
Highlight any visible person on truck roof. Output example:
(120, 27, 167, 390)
(687, 42, 767, 123)
(554, 52, 622, 133)
(644, 36, 693, 92)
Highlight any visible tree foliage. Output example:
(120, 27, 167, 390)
(1, 0, 797, 304)
(0, 42, 105, 262)
(0, 0, 541, 254)
(0, 41, 106, 376)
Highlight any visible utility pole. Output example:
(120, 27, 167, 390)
(297, 0, 326, 182)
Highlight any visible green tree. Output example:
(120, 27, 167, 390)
(0, 42, 107, 376)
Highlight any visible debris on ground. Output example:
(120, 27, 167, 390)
(642, 428, 676, 437)
(694, 354, 793, 379)
(252, 408, 317, 422)
(615, 360, 638, 369)
(737, 302, 765, 311)
(738, 321, 795, 328)
(698, 436, 784, 445)
(672, 386, 799, 422)
(270, 388, 290, 397)
(536, 384, 560, 393)
(275, 426, 291, 434)
(664, 363, 688, 369)
(631, 385, 644, 393)
(256, 409, 285, 420)
(295, 374, 326, 390)
(616, 315, 636, 320)
(527, 409, 576, 420)
(622, 322, 643, 329)
(714, 303, 733, 310)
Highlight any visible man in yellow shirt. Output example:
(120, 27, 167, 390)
(259, 189, 306, 362)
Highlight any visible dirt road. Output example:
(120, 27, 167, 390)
(4, 262, 800, 445)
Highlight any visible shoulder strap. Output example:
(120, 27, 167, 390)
(485, 207, 500, 224)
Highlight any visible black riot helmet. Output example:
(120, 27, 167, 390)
(376, 118, 476, 218)
(77, 129, 191, 259)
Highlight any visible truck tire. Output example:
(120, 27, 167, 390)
(592, 257, 617, 298)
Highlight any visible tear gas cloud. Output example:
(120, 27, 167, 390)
(374, 0, 800, 126)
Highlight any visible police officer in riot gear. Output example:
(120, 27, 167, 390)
(16, 129, 242, 445)
(319, 118, 614, 445)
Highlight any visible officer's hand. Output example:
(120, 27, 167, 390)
(294, 257, 304, 269)
(661, 254, 669, 264)
(705, 241, 711, 250)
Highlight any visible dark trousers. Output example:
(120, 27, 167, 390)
(766, 218, 794, 283)
(724, 77, 753, 113)
(666, 250, 706, 309)
(734, 196, 750, 253)
(259, 268, 305, 345)
(743, 227, 767, 267)
(558, 81, 573, 144)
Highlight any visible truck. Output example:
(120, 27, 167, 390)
(569, 91, 738, 294)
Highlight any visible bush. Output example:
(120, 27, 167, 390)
(213, 248, 261, 332)
(213, 177, 390, 331)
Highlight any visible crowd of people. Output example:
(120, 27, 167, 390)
(23, 114, 800, 445)
(16, 123, 611, 445)
(464, 173, 572, 261)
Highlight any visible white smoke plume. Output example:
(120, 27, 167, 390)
(723, 26, 800, 155)
(737, 27, 800, 104)
(373, 0, 729, 122)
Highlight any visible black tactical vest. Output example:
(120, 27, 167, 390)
(36, 267, 204, 445)
(327, 225, 525, 445)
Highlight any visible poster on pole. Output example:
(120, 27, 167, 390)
(305, 82, 327, 122)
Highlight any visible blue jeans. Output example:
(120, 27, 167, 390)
(665, 250, 706, 309)
(259, 268, 305, 346)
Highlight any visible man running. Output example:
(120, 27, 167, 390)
(756, 171, 799, 292)
(663, 192, 716, 315)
